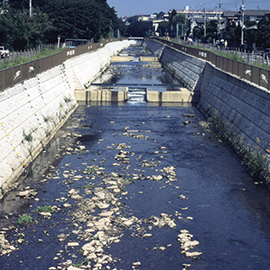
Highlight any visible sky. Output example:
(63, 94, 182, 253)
(107, 0, 270, 17)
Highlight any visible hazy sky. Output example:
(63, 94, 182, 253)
(107, 0, 269, 17)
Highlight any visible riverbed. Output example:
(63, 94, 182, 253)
(1, 103, 270, 270)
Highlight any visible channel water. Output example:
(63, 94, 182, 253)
(1, 45, 270, 270)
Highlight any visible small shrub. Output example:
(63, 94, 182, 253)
(126, 177, 135, 183)
(17, 214, 33, 225)
(22, 130, 33, 143)
(37, 206, 54, 214)
(82, 184, 95, 189)
(64, 96, 72, 103)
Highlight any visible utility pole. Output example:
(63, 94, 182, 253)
(218, 0, 221, 40)
(203, 2, 206, 36)
(29, 0, 32, 17)
(191, 7, 194, 36)
(240, 0, 245, 46)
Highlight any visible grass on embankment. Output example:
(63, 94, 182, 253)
(0, 47, 65, 71)
(164, 38, 270, 71)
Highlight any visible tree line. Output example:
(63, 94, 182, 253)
(0, 0, 123, 51)
(1, 2, 269, 51)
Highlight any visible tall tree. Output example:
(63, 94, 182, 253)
(255, 18, 270, 48)
(0, 7, 54, 50)
(7, 0, 120, 46)
(126, 21, 152, 37)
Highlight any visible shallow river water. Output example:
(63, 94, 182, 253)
(1, 103, 270, 270)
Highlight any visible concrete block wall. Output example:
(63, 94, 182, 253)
(0, 65, 77, 195)
(144, 40, 165, 58)
(0, 40, 133, 195)
(199, 63, 270, 152)
(159, 46, 206, 92)
(145, 40, 205, 102)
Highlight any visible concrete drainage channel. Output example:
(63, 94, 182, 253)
(1, 44, 270, 270)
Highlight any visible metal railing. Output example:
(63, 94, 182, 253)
(0, 39, 121, 92)
(153, 37, 270, 91)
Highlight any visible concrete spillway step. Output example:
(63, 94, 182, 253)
(128, 87, 146, 103)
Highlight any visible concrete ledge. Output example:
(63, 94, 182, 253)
(75, 89, 128, 102)
(111, 56, 133, 62)
(147, 89, 198, 103)
(140, 56, 158, 62)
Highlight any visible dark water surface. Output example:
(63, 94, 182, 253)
(1, 103, 270, 270)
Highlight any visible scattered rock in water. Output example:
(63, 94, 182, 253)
(183, 263, 192, 269)
(38, 212, 52, 218)
(67, 266, 82, 270)
(0, 232, 17, 255)
(68, 189, 83, 200)
(152, 175, 163, 181)
(183, 120, 191, 125)
(185, 251, 202, 258)
(67, 242, 80, 247)
(178, 230, 202, 258)
(132, 261, 141, 267)
(142, 233, 152, 238)
(18, 189, 37, 198)
(149, 213, 176, 229)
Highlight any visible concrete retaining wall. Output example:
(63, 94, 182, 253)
(145, 40, 270, 166)
(199, 62, 270, 152)
(0, 40, 133, 196)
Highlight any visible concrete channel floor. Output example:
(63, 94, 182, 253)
(1, 103, 270, 270)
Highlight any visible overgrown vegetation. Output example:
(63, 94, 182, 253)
(207, 110, 269, 179)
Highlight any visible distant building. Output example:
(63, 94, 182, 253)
(223, 9, 270, 29)
(138, 14, 157, 22)
(173, 6, 221, 22)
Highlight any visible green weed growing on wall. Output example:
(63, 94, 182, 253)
(208, 110, 269, 180)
